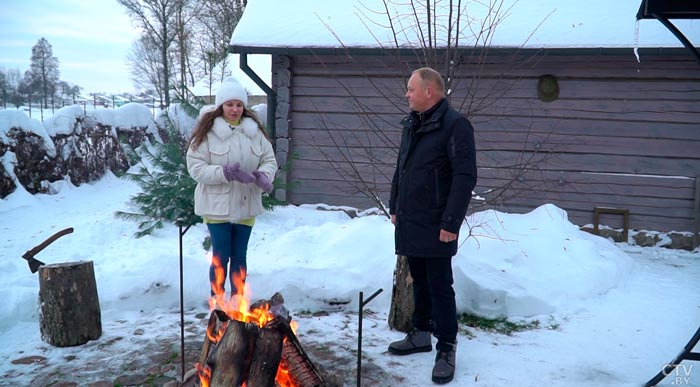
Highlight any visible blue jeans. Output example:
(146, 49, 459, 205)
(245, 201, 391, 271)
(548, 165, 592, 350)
(207, 223, 253, 296)
(407, 256, 457, 350)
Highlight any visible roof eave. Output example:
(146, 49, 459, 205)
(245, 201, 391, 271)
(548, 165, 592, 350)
(230, 44, 694, 57)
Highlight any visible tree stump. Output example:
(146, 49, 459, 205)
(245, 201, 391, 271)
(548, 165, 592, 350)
(388, 255, 414, 332)
(38, 261, 102, 347)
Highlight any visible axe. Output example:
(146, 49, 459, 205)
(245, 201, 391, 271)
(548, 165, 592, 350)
(22, 227, 74, 273)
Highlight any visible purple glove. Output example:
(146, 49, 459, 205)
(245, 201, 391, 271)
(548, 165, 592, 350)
(252, 170, 274, 193)
(222, 162, 256, 183)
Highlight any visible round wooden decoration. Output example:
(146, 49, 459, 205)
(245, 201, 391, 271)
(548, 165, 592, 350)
(537, 74, 559, 102)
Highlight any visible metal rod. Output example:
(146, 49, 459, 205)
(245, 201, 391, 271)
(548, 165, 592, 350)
(357, 288, 383, 387)
(179, 225, 185, 380)
(177, 223, 192, 380)
(357, 292, 363, 387)
(694, 176, 700, 249)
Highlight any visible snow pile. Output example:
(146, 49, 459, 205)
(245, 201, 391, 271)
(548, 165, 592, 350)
(458, 204, 632, 317)
(0, 110, 55, 156)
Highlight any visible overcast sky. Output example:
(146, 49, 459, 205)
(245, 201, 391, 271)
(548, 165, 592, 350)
(0, 0, 139, 95)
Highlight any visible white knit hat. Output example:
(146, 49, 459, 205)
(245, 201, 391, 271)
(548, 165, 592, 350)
(215, 77, 248, 110)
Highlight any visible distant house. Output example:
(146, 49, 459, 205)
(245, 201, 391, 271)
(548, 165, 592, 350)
(229, 0, 700, 237)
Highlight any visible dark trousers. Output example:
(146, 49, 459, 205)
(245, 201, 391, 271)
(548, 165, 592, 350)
(207, 222, 253, 296)
(407, 256, 457, 350)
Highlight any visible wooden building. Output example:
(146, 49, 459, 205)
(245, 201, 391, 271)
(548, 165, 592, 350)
(230, 1, 700, 236)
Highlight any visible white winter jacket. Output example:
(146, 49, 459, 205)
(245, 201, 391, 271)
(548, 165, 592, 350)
(186, 115, 277, 222)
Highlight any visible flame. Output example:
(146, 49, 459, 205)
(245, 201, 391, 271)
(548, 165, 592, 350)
(208, 267, 276, 327)
(199, 267, 299, 387)
(275, 358, 294, 386)
(196, 362, 211, 387)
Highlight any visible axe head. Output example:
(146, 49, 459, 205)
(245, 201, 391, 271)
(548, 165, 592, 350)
(21, 253, 45, 274)
(21, 227, 73, 274)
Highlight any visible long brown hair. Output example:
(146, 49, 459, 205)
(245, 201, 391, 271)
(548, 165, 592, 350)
(188, 105, 270, 150)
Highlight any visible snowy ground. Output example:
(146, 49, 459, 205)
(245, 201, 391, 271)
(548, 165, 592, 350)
(0, 172, 699, 387)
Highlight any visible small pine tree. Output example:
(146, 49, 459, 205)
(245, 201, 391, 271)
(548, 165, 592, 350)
(115, 113, 200, 238)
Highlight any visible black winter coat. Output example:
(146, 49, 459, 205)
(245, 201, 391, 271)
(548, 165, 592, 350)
(389, 98, 477, 258)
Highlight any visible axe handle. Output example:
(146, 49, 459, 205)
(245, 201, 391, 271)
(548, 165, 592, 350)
(24, 227, 74, 259)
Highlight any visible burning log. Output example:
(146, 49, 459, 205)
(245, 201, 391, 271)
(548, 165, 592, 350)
(277, 320, 325, 387)
(196, 293, 325, 387)
(247, 320, 284, 386)
(208, 318, 257, 386)
(38, 261, 102, 347)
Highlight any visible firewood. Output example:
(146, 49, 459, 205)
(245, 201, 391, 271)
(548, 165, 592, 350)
(209, 319, 258, 386)
(247, 320, 285, 386)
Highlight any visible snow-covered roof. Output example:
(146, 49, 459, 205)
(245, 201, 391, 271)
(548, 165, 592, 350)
(231, 0, 698, 51)
(189, 53, 271, 97)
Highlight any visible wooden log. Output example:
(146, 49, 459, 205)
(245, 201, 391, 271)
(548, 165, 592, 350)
(247, 322, 284, 387)
(277, 319, 325, 387)
(388, 255, 414, 332)
(198, 311, 219, 367)
(38, 261, 101, 347)
(208, 319, 257, 387)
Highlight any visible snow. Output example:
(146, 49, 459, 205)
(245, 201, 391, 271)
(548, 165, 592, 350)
(232, 0, 699, 50)
(0, 169, 698, 386)
(0, 110, 55, 157)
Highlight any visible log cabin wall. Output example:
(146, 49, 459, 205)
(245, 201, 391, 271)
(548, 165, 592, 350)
(270, 50, 700, 233)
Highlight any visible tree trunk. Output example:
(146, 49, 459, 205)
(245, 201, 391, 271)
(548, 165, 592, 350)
(38, 261, 101, 347)
(388, 255, 414, 332)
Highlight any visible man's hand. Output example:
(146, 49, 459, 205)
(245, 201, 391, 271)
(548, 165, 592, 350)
(439, 229, 457, 243)
(391, 214, 396, 225)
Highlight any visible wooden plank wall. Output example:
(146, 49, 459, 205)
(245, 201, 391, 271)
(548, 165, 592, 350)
(279, 52, 700, 232)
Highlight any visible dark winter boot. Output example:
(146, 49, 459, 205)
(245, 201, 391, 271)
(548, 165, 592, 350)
(388, 329, 432, 355)
(432, 343, 456, 384)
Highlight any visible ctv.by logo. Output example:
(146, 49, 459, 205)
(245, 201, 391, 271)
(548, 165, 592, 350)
(662, 364, 693, 385)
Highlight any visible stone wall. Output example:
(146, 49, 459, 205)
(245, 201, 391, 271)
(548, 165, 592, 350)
(0, 104, 160, 198)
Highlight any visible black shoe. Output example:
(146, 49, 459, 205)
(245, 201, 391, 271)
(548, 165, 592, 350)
(388, 329, 432, 355)
(432, 343, 456, 384)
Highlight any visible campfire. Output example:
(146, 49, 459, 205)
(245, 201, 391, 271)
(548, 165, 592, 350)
(191, 269, 325, 387)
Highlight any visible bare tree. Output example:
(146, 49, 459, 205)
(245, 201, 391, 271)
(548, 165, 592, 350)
(190, 0, 245, 89)
(118, 0, 183, 107)
(28, 37, 60, 109)
(171, 0, 201, 97)
(128, 35, 169, 108)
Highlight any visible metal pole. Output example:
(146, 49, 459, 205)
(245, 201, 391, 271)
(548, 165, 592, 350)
(357, 292, 363, 387)
(357, 288, 383, 387)
(694, 176, 700, 249)
(179, 225, 185, 380)
(178, 224, 191, 381)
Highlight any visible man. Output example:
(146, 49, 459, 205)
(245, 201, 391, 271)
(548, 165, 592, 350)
(388, 67, 477, 384)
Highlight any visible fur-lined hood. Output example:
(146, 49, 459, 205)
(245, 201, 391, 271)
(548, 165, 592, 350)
(210, 116, 260, 141)
(199, 104, 261, 141)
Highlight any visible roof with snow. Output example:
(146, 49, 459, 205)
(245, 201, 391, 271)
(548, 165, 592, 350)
(190, 53, 271, 97)
(231, 0, 699, 53)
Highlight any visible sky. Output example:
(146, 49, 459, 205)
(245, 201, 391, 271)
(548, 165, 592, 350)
(0, 106, 699, 386)
(0, 0, 140, 95)
(0, 0, 270, 97)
